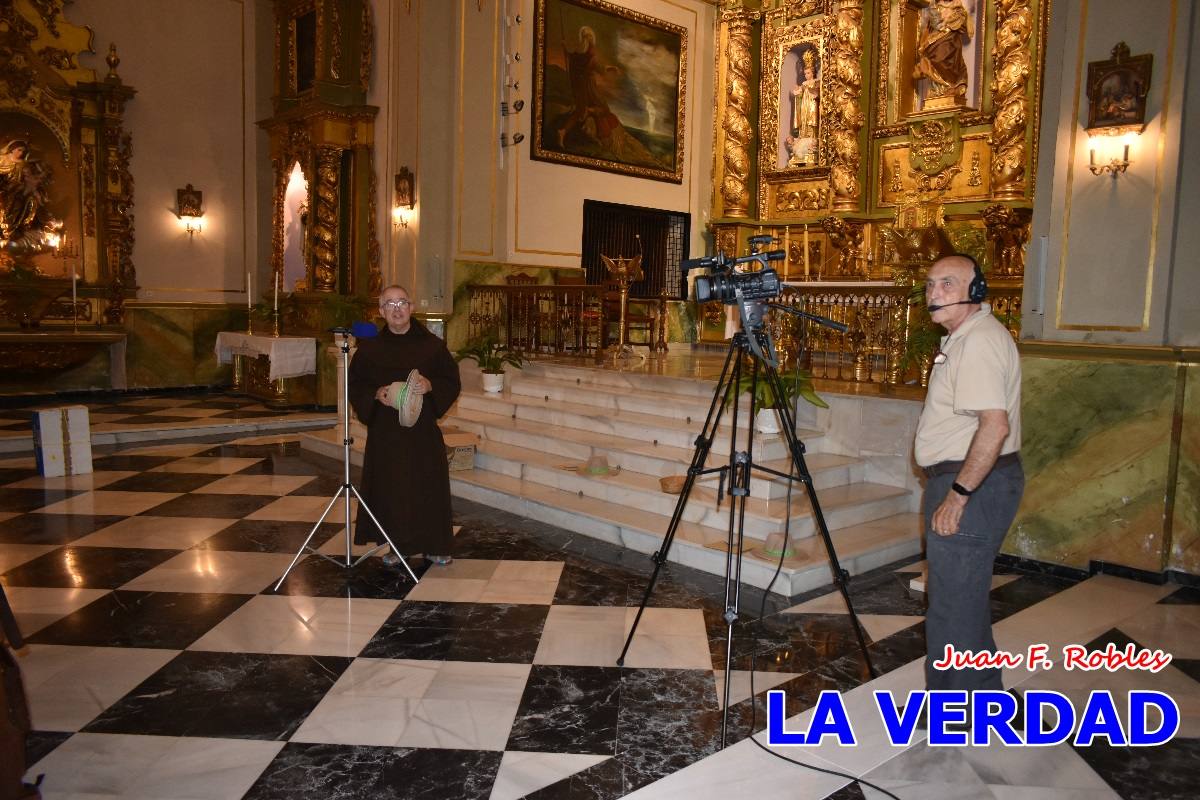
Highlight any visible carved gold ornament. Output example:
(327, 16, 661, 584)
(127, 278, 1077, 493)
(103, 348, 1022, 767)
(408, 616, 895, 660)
(828, 0, 864, 211)
(720, 12, 755, 217)
(982, 203, 1031, 277)
(990, 0, 1033, 199)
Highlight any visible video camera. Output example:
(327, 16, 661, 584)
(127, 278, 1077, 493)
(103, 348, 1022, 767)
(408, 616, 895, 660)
(682, 235, 785, 305)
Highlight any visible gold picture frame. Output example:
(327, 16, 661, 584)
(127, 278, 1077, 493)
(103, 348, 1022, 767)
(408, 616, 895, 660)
(1086, 42, 1152, 136)
(532, 0, 687, 183)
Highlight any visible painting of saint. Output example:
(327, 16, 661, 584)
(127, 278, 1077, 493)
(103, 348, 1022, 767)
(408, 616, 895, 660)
(534, 0, 685, 183)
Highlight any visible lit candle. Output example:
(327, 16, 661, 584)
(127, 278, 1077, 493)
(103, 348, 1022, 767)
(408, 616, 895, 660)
(1090, 148, 1096, 166)
(1123, 143, 1129, 163)
(803, 224, 811, 278)
(273, 273, 278, 312)
(247, 271, 252, 310)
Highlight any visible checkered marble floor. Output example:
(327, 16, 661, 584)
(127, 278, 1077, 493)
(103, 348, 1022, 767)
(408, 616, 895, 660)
(0, 435, 1196, 799)
(0, 393, 334, 452)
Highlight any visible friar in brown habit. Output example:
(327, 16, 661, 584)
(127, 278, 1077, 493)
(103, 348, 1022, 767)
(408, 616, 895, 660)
(348, 285, 461, 562)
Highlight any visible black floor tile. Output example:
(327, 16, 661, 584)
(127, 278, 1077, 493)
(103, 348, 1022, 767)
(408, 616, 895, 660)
(272, 553, 423, 599)
(0, 488, 84, 513)
(196, 519, 342, 553)
(507, 666, 623, 754)
(0, 467, 38, 486)
(242, 743, 503, 800)
(102, 471, 223, 493)
(91, 454, 179, 472)
(27, 590, 252, 648)
(139, 492, 277, 518)
(2, 546, 178, 589)
(109, 415, 205, 425)
(1160, 586, 1200, 605)
(0, 514, 126, 545)
(24, 730, 74, 767)
(194, 442, 303, 459)
(83, 651, 351, 740)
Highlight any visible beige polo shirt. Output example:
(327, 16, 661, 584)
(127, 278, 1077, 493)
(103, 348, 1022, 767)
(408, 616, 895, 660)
(914, 304, 1021, 467)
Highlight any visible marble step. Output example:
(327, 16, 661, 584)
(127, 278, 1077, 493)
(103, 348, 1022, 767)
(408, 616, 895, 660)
(449, 467, 923, 595)
(467, 439, 896, 540)
(507, 371, 755, 425)
(515, 360, 731, 402)
(453, 388, 815, 462)
(444, 406, 863, 501)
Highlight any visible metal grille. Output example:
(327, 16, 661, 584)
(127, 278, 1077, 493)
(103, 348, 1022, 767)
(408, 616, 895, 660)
(581, 200, 690, 299)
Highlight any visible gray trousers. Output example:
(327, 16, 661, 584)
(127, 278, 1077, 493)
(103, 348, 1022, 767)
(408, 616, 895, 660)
(923, 457, 1024, 691)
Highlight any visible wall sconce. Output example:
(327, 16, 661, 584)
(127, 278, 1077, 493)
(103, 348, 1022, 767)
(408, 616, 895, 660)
(1088, 135, 1132, 177)
(176, 184, 204, 236)
(1084, 42, 1152, 180)
(393, 167, 414, 229)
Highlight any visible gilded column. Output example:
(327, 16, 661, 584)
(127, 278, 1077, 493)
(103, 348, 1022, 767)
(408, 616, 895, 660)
(270, 156, 288, 289)
(719, 10, 755, 218)
(312, 146, 342, 293)
(991, 0, 1033, 199)
(829, 0, 865, 212)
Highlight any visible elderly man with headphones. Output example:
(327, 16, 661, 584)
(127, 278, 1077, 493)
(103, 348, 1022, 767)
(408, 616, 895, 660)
(915, 254, 1024, 695)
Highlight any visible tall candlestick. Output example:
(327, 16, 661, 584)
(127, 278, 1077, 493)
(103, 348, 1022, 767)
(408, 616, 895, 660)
(273, 273, 279, 312)
(783, 226, 791, 281)
(71, 269, 78, 331)
(247, 271, 252, 310)
(803, 225, 811, 278)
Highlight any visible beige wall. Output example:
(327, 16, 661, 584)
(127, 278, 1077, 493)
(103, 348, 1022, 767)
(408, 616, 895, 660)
(73, 0, 268, 307)
(378, 0, 717, 315)
(1025, 0, 1196, 345)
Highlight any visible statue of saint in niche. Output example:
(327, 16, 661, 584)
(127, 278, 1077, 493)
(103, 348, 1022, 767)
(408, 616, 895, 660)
(912, 0, 973, 110)
(785, 46, 820, 167)
(0, 139, 62, 258)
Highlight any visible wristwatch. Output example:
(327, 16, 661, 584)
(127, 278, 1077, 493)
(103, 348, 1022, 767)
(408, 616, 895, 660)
(951, 481, 974, 497)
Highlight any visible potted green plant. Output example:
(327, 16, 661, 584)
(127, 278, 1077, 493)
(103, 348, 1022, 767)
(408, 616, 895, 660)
(454, 335, 526, 393)
(726, 366, 827, 434)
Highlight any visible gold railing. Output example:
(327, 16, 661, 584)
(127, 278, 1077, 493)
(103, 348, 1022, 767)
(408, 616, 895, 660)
(771, 283, 1022, 388)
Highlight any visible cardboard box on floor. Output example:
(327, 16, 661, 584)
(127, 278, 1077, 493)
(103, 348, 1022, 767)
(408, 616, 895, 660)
(441, 426, 478, 471)
(32, 406, 93, 477)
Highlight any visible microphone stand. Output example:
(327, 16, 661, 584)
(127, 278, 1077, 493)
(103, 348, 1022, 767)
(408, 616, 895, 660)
(272, 328, 420, 590)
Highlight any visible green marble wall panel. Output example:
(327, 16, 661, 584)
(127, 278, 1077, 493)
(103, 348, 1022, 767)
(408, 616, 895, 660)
(1169, 364, 1199, 574)
(126, 304, 242, 389)
(1008, 357, 1177, 572)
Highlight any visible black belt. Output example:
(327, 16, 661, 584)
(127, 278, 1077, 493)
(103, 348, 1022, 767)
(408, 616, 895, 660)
(923, 451, 1020, 478)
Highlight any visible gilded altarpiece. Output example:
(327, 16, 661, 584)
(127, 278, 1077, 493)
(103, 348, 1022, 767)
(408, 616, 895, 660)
(259, 0, 380, 404)
(0, 1, 136, 384)
(708, 0, 1045, 385)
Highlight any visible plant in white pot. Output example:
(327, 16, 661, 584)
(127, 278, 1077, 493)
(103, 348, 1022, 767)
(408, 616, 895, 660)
(727, 366, 827, 434)
(454, 335, 526, 393)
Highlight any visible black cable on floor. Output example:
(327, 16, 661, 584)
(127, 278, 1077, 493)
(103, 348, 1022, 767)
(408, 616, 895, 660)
(739, 391, 903, 800)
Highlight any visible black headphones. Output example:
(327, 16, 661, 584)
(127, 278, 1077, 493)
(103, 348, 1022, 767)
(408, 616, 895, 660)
(964, 254, 988, 303)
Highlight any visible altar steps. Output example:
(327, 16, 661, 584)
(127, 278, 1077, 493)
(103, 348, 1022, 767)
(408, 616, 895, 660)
(439, 361, 923, 595)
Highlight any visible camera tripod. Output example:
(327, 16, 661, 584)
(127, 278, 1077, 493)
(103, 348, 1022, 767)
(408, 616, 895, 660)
(272, 329, 420, 591)
(617, 315, 877, 747)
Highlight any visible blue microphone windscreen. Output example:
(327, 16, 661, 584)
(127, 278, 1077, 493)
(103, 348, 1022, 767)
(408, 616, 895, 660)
(351, 321, 379, 338)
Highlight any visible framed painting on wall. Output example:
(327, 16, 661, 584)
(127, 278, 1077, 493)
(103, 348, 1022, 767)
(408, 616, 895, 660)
(532, 0, 687, 183)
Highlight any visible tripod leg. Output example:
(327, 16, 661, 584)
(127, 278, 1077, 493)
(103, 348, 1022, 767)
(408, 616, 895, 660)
(272, 487, 346, 592)
(349, 484, 421, 583)
(617, 339, 741, 668)
(763, 360, 878, 679)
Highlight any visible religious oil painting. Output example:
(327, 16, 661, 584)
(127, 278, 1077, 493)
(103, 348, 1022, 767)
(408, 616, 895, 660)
(533, 0, 686, 183)
(1086, 42, 1152, 134)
